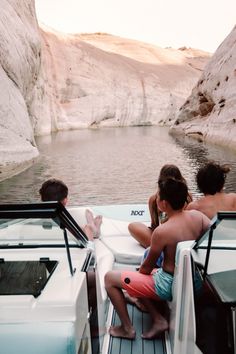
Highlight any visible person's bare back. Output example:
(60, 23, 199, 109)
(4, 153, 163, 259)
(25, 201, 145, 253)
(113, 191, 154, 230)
(105, 177, 210, 340)
(141, 209, 210, 275)
(187, 192, 236, 220)
(186, 162, 236, 219)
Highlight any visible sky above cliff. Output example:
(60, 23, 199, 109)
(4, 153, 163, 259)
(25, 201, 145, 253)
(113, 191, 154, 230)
(35, 0, 235, 53)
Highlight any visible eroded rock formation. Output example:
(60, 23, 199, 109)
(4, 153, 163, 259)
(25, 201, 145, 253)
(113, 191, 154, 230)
(36, 29, 209, 135)
(0, 0, 40, 180)
(170, 26, 236, 148)
(0, 0, 210, 181)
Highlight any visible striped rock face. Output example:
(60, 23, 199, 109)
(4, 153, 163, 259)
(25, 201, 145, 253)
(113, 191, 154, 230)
(0, 0, 40, 181)
(171, 26, 236, 149)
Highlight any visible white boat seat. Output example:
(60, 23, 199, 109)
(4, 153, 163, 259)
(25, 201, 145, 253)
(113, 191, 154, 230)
(95, 239, 114, 301)
(100, 235, 144, 265)
(69, 207, 146, 265)
(67, 207, 88, 227)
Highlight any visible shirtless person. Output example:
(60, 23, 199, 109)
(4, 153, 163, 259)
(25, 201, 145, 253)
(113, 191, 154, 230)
(39, 178, 102, 240)
(125, 165, 189, 310)
(128, 164, 192, 248)
(186, 161, 236, 219)
(105, 178, 210, 339)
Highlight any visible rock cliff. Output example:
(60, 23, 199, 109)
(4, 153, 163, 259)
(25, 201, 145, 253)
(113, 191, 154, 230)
(36, 29, 209, 135)
(0, 0, 40, 180)
(0, 0, 210, 180)
(170, 26, 236, 149)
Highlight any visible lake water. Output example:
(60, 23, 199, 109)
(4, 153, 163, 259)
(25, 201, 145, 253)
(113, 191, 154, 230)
(1, 126, 236, 206)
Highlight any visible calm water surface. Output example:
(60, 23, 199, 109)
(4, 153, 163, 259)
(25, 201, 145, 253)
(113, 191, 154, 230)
(1, 126, 236, 206)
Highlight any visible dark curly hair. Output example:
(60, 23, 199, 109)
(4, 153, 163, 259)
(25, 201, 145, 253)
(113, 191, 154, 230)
(196, 162, 231, 195)
(39, 178, 68, 202)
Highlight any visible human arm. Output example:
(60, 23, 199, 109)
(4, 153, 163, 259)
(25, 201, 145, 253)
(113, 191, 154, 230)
(148, 194, 159, 229)
(139, 227, 164, 275)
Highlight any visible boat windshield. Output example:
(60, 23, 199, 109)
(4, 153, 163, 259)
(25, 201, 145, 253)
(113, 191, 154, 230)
(194, 212, 236, 250)
(192, 211, 236, 278)
(0, 202, 88, 248)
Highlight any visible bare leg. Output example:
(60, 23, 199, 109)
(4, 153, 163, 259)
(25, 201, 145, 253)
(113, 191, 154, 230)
(105, 271, 136, 339)
(85, 209, 97, 234)
(83, 224, 94, 241)
(124, 291, 148, 312)
(94, 215, 102, 237)
(148, 194, 159, 228)
(128, 222, 152, 248)
(140, 298, 168, 339)
(85, 209, 102, 238)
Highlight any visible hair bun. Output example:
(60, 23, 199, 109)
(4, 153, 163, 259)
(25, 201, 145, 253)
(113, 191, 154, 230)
(221, 164, 231, 174)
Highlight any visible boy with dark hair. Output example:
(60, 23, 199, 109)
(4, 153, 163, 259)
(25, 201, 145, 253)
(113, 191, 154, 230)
(197, 161, 229, 195)
(39, 178, 102, 240)
(128, 164, 192, 248)
(105, 178, 210, 339)
(39, 179, 68, 206)
(187, 161, 236, 219)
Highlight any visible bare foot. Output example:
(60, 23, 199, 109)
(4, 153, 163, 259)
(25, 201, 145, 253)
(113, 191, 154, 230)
(124, 292, 148, 312)
(85, 209, 97, 235)
(109, 325, 136, 339)
(85, 209, 95, 224)
(94, 215, 102, 237)
(83, 224, 94, 241)
(85, 209, 102, 238)
(141, 317, 168, 339)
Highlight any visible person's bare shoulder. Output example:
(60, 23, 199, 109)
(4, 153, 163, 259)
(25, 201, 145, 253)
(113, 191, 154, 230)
(186, 208, 208, 218)
(227, 193, 236, 209)
(224, 192, 236, 198)
(152, 219, 179, 246)
(186, 199, 201, 211)
(151, 223, 170, 242)
(186, 209, 211, 230)
(187, 196, 213, 212)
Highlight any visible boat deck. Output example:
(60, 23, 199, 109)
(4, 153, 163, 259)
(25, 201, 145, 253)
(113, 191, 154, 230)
(108, 304, 166, 354)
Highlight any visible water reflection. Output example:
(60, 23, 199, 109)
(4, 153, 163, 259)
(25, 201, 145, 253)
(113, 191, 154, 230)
(0, 127, 236, 206)
(173, 134, 236, 193)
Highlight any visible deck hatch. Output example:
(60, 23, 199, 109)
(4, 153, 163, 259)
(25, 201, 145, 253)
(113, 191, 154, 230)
(0, 259, 58, 297)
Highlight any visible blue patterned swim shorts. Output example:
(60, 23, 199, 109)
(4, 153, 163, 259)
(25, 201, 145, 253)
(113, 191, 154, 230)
(153, 268, 173, 301)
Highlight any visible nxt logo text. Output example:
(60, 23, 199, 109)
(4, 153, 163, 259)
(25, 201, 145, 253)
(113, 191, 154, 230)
(131, 210, 145, 216)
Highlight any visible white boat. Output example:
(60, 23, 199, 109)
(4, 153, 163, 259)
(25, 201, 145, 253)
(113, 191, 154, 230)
(0, 202, 235, 354)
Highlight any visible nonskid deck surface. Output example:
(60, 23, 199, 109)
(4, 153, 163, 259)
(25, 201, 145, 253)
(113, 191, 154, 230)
(108, 304, 165, 354)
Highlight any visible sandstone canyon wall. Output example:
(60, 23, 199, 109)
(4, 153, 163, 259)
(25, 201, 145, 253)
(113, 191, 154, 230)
(170, 26, 236, 149)
(0, 0, 40, 181)
(35, 29, 209, 135)
(0, 0, 210, 181)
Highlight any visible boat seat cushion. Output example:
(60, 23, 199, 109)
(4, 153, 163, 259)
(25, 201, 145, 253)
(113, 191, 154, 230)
(68, 206, 147, 265)
(100, 235, 144, 265)
(95, 240, 114, 301)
